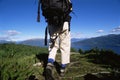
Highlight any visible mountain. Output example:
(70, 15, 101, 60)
(0, 40, 15, 44)
(72, 34, 120, 54)
(18, 38, 84, 47)
(18, 38, 46, 47)
(4, 34, 119, 54)
(0, 40, 9, 43)
(71, 38, 86, 42)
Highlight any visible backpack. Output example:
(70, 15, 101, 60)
(37, 0, 72, 23)
(37, 0, 72, 46)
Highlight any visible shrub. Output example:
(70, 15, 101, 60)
(78, 48, 84, 54)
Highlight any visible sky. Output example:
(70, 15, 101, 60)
(0, 0, 120, 41)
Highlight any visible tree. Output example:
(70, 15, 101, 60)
(78, 48, 84, 54)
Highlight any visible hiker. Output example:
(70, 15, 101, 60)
(37, 0, 72, 79)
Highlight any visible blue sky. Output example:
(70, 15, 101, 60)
(0, 0, 120, 41)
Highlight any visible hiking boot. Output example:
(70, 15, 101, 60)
(60, 68, 65, 77)
(45, 63, 54, 80)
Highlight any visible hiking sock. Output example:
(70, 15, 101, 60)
(60, 64, 66, 77)
(61, 64, 66, 68)
(48, 58, 54, 64)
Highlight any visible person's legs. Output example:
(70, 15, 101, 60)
(46, 22, 71, 77)
(60, 22, 71, 65)
(47, 24, 60, 64)
(45, 24, 61, 80)
(59, 22, 71, 76)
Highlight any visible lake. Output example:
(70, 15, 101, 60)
(72, 45, 120, 55)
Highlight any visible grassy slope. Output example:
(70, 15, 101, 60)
(0, 43, 120, 80)
(54, 53, 110, 80)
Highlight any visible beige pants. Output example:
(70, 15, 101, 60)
(48, 22, 71, 64)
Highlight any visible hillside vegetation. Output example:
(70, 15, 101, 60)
(0, 43, 120, 80)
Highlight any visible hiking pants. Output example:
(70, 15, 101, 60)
(48, 21, 71, 64)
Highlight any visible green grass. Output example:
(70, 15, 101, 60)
(0, 43, 120, 80)
(0, 43, 46, 80)
(56, 53, 110, 77)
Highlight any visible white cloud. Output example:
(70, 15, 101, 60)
(11, 35, 41, 41)
(111, 26, 120, 32)
(0, 30, 21, 41)
(96, 29, 104, 33)
(71, 32, 91, 38)
(71, 32, 83, 38)
(5, 30, 21, 36)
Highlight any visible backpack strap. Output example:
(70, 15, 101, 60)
(37, 0, 41, 22)
(64, 0, 72, 16)
(44, 26, 48, 46)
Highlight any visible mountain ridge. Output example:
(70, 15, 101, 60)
(0, 34, 120, 54)
(72, 34, 120, 54)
